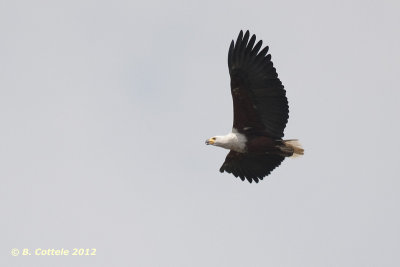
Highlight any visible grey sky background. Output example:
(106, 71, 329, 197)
(1, 0, 399, 266)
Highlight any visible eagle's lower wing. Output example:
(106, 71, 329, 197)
(228, 30, 289, 138)
(219, 150, 285, 183)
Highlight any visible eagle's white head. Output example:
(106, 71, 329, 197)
(205, 132, 247, 152)
(205, 136, 226, 147)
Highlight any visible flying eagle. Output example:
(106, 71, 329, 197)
(206, 30, 303, 183)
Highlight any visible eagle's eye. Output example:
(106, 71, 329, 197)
(212, 137, 216, 140)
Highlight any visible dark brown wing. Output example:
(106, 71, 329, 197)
(219, 151, 285, 183)
(228, 30, 288, 139)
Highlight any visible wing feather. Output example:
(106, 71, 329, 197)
(228, 30, 289, 138)
(219, 151, 284, 183)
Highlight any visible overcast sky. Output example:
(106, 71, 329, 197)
(1, 0, 400, 266)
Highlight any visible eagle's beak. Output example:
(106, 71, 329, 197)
(205, 139, 214, 145)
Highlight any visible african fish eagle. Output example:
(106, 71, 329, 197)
(206, 30, 303, 183)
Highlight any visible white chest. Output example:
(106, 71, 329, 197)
(218, 130, 247, 153)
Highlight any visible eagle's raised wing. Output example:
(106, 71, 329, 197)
(220, 150, 284, 183)
(228, 30, 288, 139)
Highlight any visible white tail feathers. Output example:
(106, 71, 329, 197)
(284, 140, 304, 158)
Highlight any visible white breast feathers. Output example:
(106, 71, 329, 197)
(214, 129, 247, 152)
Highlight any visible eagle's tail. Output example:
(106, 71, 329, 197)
(280, 140, 304, 158)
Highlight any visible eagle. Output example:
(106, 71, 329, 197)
(206, 30, 303, 183)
